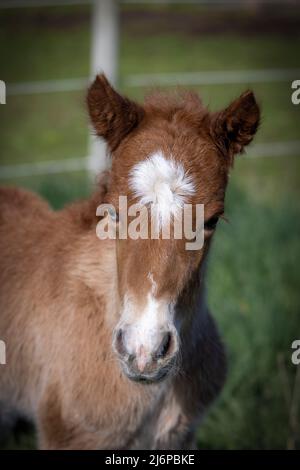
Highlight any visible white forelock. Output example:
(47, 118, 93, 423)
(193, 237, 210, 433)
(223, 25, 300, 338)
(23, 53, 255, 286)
(129, 151, 195, 227)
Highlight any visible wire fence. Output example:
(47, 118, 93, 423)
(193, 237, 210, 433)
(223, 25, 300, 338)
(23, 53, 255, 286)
(6, 68, 300, 96)
(1, 0, 299, 180)
(2, 66, 300, 179)
(0, 0, 297, 8)
(1, 140, 300, 180)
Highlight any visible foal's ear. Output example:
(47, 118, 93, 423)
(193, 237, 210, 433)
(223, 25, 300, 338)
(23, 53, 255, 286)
(87, 74, 144, 151)
(211, 90, 260, 165)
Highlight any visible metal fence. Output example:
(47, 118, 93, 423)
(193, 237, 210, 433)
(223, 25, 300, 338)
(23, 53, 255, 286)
(1, 0, 299, 180)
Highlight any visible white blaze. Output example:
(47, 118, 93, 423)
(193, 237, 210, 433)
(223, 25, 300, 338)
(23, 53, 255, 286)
(119, 293, 175, 370)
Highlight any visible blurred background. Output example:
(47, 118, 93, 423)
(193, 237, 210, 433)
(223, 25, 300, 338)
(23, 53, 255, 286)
(0, 0, 300, 450)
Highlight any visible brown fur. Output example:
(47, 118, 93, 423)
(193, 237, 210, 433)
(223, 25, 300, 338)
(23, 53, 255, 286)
(0, 75, 260, 449)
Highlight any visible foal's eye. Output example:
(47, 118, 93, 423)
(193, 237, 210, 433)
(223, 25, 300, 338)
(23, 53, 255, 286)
(204, 215, 219, 232)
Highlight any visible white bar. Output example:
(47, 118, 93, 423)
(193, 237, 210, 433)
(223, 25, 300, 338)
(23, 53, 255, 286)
(0, 0, 294, 7)
(0, 157, 88, 179)
(88, 0, 119, 176)
(247, 140, 300, 158)
(126, 68, 300, 88)
(7, 78, 88, 95)
(0, 340, 6, 365)
(122, 0, 295, 3)
(1, 141, 300, 179)
(0, 79, 6, 104)
(6, 68, 300, 96)
(0, 0, 90, 7)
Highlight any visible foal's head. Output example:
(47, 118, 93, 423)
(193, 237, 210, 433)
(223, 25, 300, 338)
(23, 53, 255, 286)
(88, 75, 260, 384)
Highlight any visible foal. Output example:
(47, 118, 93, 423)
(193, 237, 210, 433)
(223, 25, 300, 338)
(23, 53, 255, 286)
(0, 75, 259, 449)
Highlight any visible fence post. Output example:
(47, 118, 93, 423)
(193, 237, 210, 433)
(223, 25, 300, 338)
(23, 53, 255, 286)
(88, 0, 119, 176)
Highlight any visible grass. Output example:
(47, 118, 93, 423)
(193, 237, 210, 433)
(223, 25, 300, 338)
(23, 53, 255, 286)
(199, 160, 300, 449)
(0, 4, 300, 450)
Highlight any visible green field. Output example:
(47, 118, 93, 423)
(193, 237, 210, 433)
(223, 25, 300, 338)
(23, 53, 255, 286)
(0, 4, 300, 450)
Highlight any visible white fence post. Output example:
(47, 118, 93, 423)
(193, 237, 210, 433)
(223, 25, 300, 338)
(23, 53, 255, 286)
(88, 0, 119, 175)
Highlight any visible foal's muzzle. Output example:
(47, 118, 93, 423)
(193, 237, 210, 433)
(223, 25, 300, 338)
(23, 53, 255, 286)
(113, 327, 179, 384)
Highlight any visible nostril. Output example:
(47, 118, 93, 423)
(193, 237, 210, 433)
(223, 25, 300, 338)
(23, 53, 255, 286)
(156, 332, 172, 360)
(115, 329, 126, 356)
